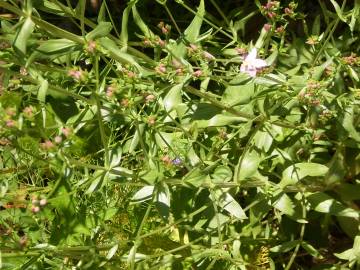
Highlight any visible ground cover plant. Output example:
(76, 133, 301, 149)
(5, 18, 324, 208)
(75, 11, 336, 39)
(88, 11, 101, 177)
(0, 0, 360, 269)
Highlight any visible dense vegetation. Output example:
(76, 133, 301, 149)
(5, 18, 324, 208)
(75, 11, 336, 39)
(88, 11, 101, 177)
(0, 0, 360, 269)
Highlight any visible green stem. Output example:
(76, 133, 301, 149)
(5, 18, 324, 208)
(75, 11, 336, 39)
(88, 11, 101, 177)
(284, 193, 307, 270)
(209, 189, 223, 244)
(209, 0, 230, 26)
(93, 56, 109, 167)
(130, 202, 152, 270)
(177, 1, 234, 40)
(233, 122, 263, 182)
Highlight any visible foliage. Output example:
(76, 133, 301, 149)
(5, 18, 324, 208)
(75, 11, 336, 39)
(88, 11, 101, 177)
(0, 0, 360, 269)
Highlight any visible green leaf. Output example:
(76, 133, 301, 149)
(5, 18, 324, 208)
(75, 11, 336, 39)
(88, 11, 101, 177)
(236, 150, 261, 182)
(306, 192, 359, 218)
(329, 0, 347, 23)
(301, 242, 323, 259)
(98, 37, 150, 76)
(212, 166, 232, 183)
(184, 0, 205, 43)
(86, 22, 112, 40)
(128, 123, 145, 153)
(119, 4, 132, 50)
(253, 130, 273, 152)
(196, 114, 248, 128)
(312, 15, 321, 35)
(131, 185, 154, 203)
(270, 240, 299, 253)
(13, 17, 35, 55)
(109, 146, 122, 168)
(37, 79, 48, 103)
(280, 163, 329, 188)
(86, 172, 104, 194)
(222, 77, 254, 106)
(167, 0, 205, 58)
(213, 189, 247, 220)
(183, 168, 208, 187)
(106, 244, 118, 260)
(36, 39, 77, 54)
(342, 105, 360, 142)
(155, 183, 171, 219)
(163, 83, 183, 112)
(132, 4, 155, 38)
(349, 0, 360, 32)
(272, 193, 295, 217)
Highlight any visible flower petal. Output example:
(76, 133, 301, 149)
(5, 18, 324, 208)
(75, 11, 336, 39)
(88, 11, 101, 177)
(245, 48, 257, 61)
(253, 59, 267, 68)
(247, 69, 257, 77)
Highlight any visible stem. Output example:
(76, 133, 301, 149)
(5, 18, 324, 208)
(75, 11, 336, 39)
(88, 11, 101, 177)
(130, 202, 152, 270)
(210, 189, 223, 244)
(177, 1, 234, 40)
(284, 193, 307, 270)
(209, 0, 230, 27)
(93, 56, 109, 167)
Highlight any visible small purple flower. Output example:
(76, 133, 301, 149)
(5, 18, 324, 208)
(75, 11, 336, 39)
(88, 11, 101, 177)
(172, 158, 182, 166)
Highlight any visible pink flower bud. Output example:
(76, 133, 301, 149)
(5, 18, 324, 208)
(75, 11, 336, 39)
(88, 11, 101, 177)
(276, 26, 285, 33)
(61, 127, 72, 138)
(155, 63, 166, 74)
(31, 206, 40, 213)
(86, 40, 96, 53)
(284, 7, 292, 15)
(156, 38, 165, 47)
(203, 51, 215, 60)
(23, 106, 33, 117)
(127, 71, 135, 78)
(235, 47, 247, 55)
(5, 120, 15, 127)
(264, 23, 272, 31)
(193, 70, 203, 77)
(143, 38, 152, 47)
(145, 94, 155, 103)
(268, 12, 276, 18)
(147, 116, 156, 125)
(54, 136, 62, 144)
(68, 70, 83, 80)
(161, 27, 169, 34)
(39, 198, 47, 206)
(176, 68, 183, 75)
(41, 140, 54, 150)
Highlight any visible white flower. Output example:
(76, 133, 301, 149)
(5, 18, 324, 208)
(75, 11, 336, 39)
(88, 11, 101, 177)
(240, 48, 267, 77)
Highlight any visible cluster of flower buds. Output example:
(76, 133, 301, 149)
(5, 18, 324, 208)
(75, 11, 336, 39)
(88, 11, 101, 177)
(261, 1, 280, 19)
(157, 21, 171, 35)
(318, 105, 333, 123)
(187, 44, 215, 62)
(2, 107, 17, 128)
(23, 106, 34, 118)
(161, 155, 182, 167)
(298, 81, 323, 106)
(31, 195, 47, 213)
(341, 53, 359, 66)
(68, 68, 86, 81)
(306, 35, 319, 46)
(86, 40, 97, 53)
(40, 128, 72, 151)
(143, 36, 166, 48)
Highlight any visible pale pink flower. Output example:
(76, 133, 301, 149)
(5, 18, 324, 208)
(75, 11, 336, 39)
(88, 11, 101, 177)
(54, 136, 62, 144)
(240, 48, 267, 77)
(39, 198, 47, 206)
(203, 51, 215, 61)
(193, 70, 203, 77)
